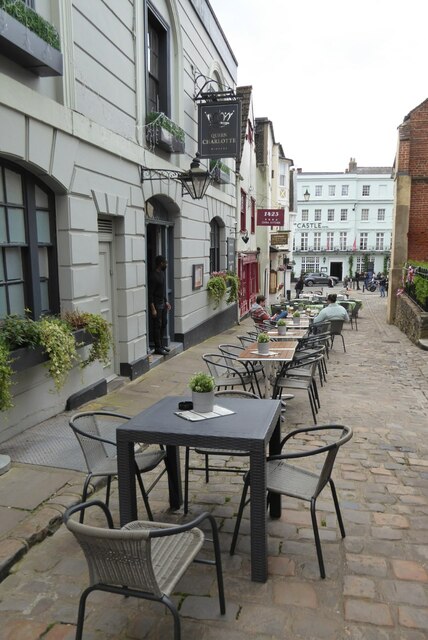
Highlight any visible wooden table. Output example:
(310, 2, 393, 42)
(238, 341, 298, 398)
(267, 328, 308, 341)
(116, 396, 282, 582)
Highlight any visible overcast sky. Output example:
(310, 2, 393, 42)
(209, 0, 428, 172)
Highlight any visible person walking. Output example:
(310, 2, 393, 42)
(148, 255, 171, 355)
(354, 271, 361, 291)
(295, 276, 304, 299)
(379, 275, 387, 297)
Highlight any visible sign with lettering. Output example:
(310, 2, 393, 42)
(270, 232, 289, 245)
(257, 208, 285, 226)
(198, 101, 241, 159)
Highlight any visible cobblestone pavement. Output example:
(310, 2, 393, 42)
(0, 292, 427, 639)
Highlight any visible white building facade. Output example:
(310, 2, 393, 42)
(0, 0, 240, 440)
(294, 160, 393, 282)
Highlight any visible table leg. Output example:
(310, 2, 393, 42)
(117, 439, 137, 527)
(165, 445, 182, 509)
(249, 447, 268, 582)
(269, 416, 282, 518)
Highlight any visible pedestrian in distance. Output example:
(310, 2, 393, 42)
(379, 275, 387, 297)
(295, 275, 304, 299)
(148, 255, 171, 355)
(354, 271, 361, 290)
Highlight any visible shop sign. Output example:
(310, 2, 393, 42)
(257, 208, 285, 226)
(198, 101, 241, 158)
(271, 232, 289, 245)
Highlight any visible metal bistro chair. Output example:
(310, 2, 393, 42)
(272, 356, 320, 423)
(183, 390, 259, 514)
(219, 343, 264, 396)
(69, 411, 167, 522)
(230, 424, 353, 579)
(329, 319, 347, 352)
(202, 352, 255, 393)
(64, 500, 225, 640)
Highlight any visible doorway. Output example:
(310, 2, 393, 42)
(146, 222, 174, 351)
(330, 262, 343, 280)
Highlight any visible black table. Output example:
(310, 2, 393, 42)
(116, 396, 282, 582)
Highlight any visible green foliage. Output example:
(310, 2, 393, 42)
(63, 310, 113, 367)
(403, 261, 428, 311)
(206, 271, 240, 308)
(0, 340, 13, 411)
(0, 0, 60, 49)
(363, 253, 369, 271)
(257, 332, 270, 343)
(146, 112, 185, 143)
(225, 272, 240, 304)
(348, 255, 354, 278)
(37, 317, 78, 391)
(293, 310, 301, 318)
(0, 313, 40, 350)
(276, 319, 286, 326)
(189, 371, 215, 393)
(206, 275, 227, 309)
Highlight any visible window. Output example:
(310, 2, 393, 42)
(341, 185, 349, 196)
(356, 257, 364, 272)
(314, 209, 321, 221)
(361, 209, 369, 221)
(313, 232, 321, 251)
(147, 7, 168, 115)
(340, 209, 348, 221)
(326, 232, 334, 250)
(359, 232, 368, 251)
(327, 209, 334, 221)
(377, 208, 385, 221)
(279, 173, 286, 186)
(328, 185, 335, 196)
(21, 0, 35, 7)
(301, 256, 320, 272)
(315, 185, 322, 196)
(301, 209, 309, 222)
(339, 232, 347, 250)
(376, 233, 384, 250)
(240, 189, 247, 231)
(300, 233, 308, 251)
(209, 219, 220, 273)
(362, 185, 370, 196)
(250, 197, 255, 234)
(0, 161, 58, 319)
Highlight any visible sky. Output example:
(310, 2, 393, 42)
(209, 0, 428, 172)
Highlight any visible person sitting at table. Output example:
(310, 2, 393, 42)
(312, 293, 350, 325)
(251, 295, 288, 326)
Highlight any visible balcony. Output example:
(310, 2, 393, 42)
(0, 5, 63, 76)
(146, 112, 185, 154)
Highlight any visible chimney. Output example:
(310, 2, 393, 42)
(348, 157, 357, 172)
(297, 168, 302, 174)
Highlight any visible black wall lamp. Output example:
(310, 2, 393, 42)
(240, 229, 249, 243)
(303, 189, 310, 201)
(141, 153, 213, 200)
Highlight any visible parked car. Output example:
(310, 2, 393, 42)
(303, 272, 339, 287)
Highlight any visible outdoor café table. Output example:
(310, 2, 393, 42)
(266, 328, 308, 341)
(284, 317, 311, 328)
(116, 395, 282, 583)
(237, 341, 298, 398)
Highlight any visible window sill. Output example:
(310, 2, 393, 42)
(0, 9, 63, 77)
(11, 329, 93, 374)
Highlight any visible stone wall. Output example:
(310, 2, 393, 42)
(395, 293, 428, 344)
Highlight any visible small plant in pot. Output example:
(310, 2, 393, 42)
(257, 332, 270, 355)
(292, 310, 301, 325)
(276, 318, 287, 336)
(189, 371, 215, 413)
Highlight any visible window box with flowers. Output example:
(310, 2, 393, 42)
(0, 1, 63, 76)
(146, 112, 186, 154)
(206, 271, 240, 309)
(209, 160, 231, 185)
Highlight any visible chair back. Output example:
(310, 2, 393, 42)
(218, 344, 244, 367)
(237, 334, 256, 348)
(214, 390, 259, 399)
(310, 321, 331, 335)
(69, 411, 128, 472)
(329, 319, 344, 336)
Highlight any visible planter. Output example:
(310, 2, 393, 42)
(0, 9, 63, 76)
(192, 390, 214, 413)
(257, 342, 270, 356)
(277, 325, 287, 336)
(293, 317, 300, 325)
(146, 116, 185, 154)
(211, 164, 230, 185)
(10, 329, 93, 374)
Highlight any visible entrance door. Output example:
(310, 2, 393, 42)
(330, 262, 343, 280)
(146, 223, 174, 350)
(99, 241, 116, 377)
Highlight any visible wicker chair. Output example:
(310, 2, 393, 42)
(329, 319, 347, 352)
(64, 500, 225, 640)
(230, 425, 353, 578)
(69, 411, 167, 522)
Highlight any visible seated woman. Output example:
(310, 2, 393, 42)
(250, 295, 288, 326)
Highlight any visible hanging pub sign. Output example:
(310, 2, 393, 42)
(198, 101, 241, 159)
(257, 208, 285, 226)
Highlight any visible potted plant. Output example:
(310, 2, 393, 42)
(145, 112, 185, 153)
(276, 319, 287, 336)
(189, 371, 215, 413)
(292, 310, 301, 325)
(257, 332, 270, 355)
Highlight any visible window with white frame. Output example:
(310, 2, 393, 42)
(376, 232, 384, 250)
(339, 232, 347, 250)
(314, 209, 321, 221)
(340, 209, 348, 221)
(361, 208, 369, 221)
(342, 185, 349, 196)
(147, 6, 169, 115)
(326, 231, 334, 250)
(300, 233, 308, 251)
(313, 232, 321, 250)
(301, 256, 320, 272)
(315, 185, 322, 196)
(301, 209, 309, 222)
(356, 257, 365, 272)
(359, 232, 368, 250)
(328, 185, 335, 196)
(362, 185, 370, 196)
(327, 209, 334, 221)
(377, 208, 385, 221)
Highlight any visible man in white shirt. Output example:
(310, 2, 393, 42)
(313, 294, 350, 324)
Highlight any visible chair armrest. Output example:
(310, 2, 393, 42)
(63, 499, 115, 528)
(275, 424, 352, 454)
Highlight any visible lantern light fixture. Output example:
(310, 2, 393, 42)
(141, 153, 213, 200)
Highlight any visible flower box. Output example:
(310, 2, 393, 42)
(146, 113, 185, 154)
(210, 160, 231, 184)
(10, 329, 93, 374)
(0, 8, 63, 76)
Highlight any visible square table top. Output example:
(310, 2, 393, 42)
(237, 341, 298, 362)
(267, 328, 307, 340)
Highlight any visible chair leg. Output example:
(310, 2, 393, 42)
(105, 476, 112, 509)
(204, 453, 209, 483)
(311, 378, 321, 409)
(307, 388, 318, 423)
(79, 474, 93, 523)
(184, 447, 190, 515)
(230, 476, 251, 555)
(135, 464, 154, 521)
(75, 585, 96, 640)
(329, 479, 346, 538)
(310, 498, 325, 579)
(161, 595, 181, 640)
(341, 335, 346, 352)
